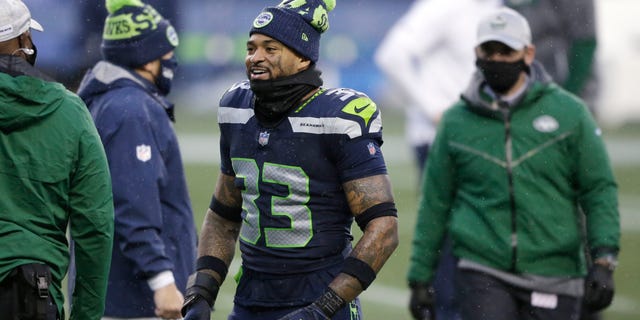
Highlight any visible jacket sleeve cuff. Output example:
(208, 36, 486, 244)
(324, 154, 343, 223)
(591, 246, 619, 260)
(148, 270, 175, 291)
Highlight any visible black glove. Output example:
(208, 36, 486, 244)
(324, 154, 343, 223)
(181, 272, 219, 319)
(409, 282, 436, 320)
(277, 303, 330, 320)
(277, 288, 345, 320)
(182, 297, 211, 320)
(583, 263, 615, 312)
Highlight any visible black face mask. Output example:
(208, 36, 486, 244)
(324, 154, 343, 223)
(250, 67, 323, 124)
(476, 58, 528, 94)
(156, 55, 178, 95)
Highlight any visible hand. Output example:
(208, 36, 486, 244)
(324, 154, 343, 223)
(277, 303, 330, 320)
(583, 263, 615, 312)
(182, 297, 212, 320)
(154, 282, 184, 319)
(181, 271, 219, 319)
(409, 282, 436, 320)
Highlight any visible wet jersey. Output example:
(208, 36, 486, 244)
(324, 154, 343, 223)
(218, 81, 388, 276)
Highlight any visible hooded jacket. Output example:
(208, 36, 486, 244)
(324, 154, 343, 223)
(75, 61, 196, 317)
(408, 61, 620, 284)
(0, 55, 114, 320)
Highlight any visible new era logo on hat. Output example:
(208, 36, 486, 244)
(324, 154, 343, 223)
(476, 7, 531, 50)
(0, 0, 43, 42)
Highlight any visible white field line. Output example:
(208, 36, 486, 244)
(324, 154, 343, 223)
(179, 134, 640, 232)
(178, 134, 640, 166)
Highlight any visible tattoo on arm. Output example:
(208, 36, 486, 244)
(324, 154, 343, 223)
(198, 173, 242, 283)
(343, 174, 394, 214)
(330, 175, 399, 301)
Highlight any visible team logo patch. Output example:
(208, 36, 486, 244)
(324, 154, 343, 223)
(258, 131, 270, 146)
(166, 25, 179, 46)
(532, 115, 559, 133)
(136, 144, 152, 162)
(253, 12, 274, 29)
(367, 142, 376, 155)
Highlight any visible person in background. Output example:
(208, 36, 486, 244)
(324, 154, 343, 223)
(407, 7, 619, 320)
(504, 0, 599, 117)
(375, 1, 499, 318)
(180, 0, 399, 319)
(504, 3, 604, 318)
(66, 0, 181, 92)
(0, 0, 114, 319)
(74, 0, 197, 318)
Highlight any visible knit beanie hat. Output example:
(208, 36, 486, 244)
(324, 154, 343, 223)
(101, 0, 178, 68)
(250, 0, 336, 63)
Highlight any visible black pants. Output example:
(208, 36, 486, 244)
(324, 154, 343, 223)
(0, 265, 59, 320)
(456, 269, 582, 320)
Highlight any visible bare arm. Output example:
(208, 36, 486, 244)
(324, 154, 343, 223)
(197, 173, 243, 284)
(329, 174, 399, 302)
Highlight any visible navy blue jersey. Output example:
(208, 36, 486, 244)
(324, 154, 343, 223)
(219, 81, 387, 276)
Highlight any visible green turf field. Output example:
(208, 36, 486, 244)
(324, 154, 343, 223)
(175, 107, 640, 319)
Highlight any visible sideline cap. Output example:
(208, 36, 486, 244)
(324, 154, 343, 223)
(0, 0, 44, 42)
(476, 7, 531, 50)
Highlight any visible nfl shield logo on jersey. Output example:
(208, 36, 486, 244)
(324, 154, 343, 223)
(367, 142, 376, 155)
(136, 144, 152, 162)
(258, 131, 270, 146)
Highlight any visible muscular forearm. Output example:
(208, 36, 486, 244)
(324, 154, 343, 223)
(329, 216, 399, 301)
(332, 174, 399, 301)
(197, 209, 240, 284)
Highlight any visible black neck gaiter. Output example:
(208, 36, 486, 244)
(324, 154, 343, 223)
(250, 67, 323, 125)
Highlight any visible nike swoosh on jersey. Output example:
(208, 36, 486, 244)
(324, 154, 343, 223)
(354, 103, 370, 113)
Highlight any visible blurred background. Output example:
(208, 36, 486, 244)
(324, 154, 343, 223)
(22, 0, 640, 319)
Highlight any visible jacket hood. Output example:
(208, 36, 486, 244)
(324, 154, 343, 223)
(77, 60, 153, 105)
(77, 61, 175, 120)
(460, 60, 553, 113)
(0, 55, 64, 133)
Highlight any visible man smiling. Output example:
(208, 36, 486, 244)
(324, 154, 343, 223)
(181, 1, 399, 319)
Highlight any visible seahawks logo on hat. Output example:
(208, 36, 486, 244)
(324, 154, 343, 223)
(166, 25, 179, 46)
(253, 12, 274, 28)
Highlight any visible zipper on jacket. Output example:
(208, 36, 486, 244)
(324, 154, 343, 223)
(498, 101, 518, 272)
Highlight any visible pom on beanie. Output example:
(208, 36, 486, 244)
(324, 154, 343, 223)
(101, 0, 178, 68)
(105, 0, 144, 14)
(250, 0, 336, 63)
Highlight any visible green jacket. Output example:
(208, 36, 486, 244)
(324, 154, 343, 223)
(408, 62, 620, 284)
(0, 56, 114, 320)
